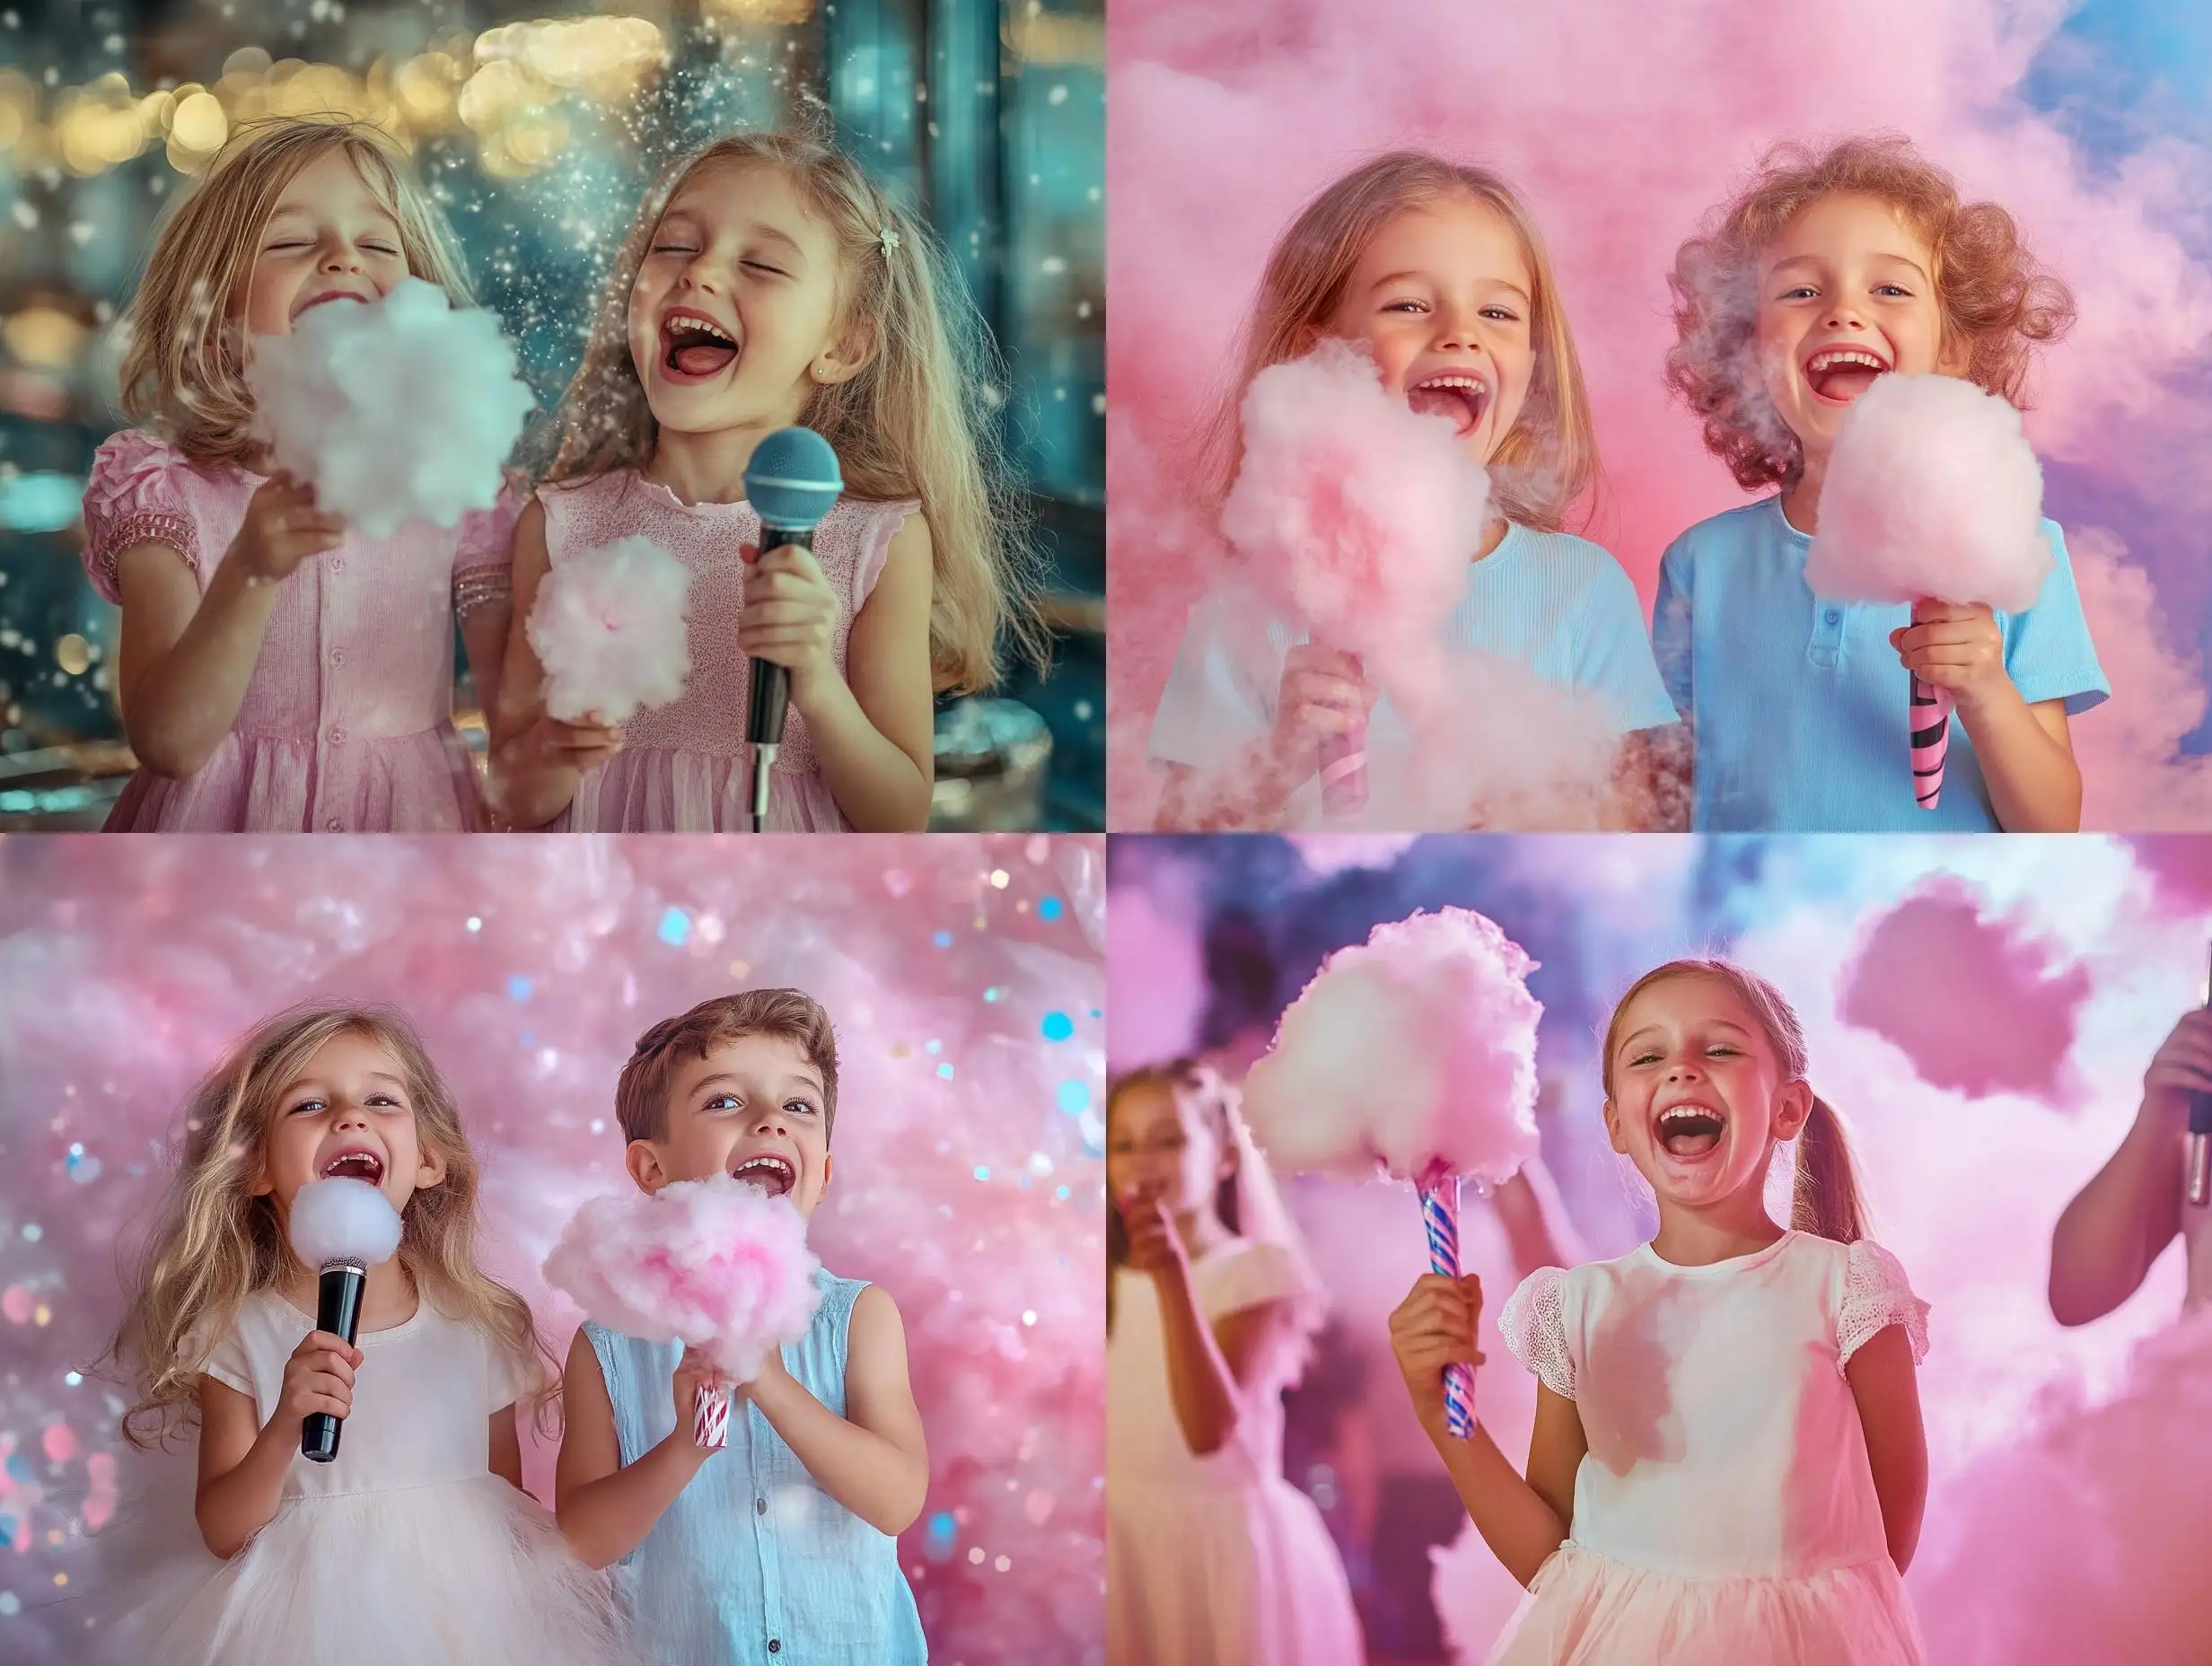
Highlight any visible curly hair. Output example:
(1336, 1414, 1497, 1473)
(1664, 134, 2076, 491)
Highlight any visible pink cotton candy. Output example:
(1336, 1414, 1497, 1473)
(526, 536, 692, 724)
(1241, 907, 1542, 1187)
(1805, 373, 2052, 612)
(542, 1172, 821, 1382)
(1219, 339, 1490, 699)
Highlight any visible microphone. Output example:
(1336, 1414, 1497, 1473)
(742, 427, 845, 834)
(2191, 943, 2212, 1209)
(287, 1176, 403, 1463)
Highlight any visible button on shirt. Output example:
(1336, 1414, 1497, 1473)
(1653, 496, 2109, 831)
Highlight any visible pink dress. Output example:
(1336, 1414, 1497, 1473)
(536, 469, 917, 833)
(1487, 1232, 1929, 1665)
(82, 430, 516, 832)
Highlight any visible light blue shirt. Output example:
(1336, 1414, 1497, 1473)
(585, 1271, 926, 1666)
(1151, 523, 1677, 820)
(1654, 495, 2109, 831)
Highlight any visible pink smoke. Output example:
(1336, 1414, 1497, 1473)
(1107, 0, 2212, 827)
(1838, 876, 2091, 1103)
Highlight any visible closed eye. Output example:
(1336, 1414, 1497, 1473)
(743, 260, 788, 278)
(651, 241, 699, 255)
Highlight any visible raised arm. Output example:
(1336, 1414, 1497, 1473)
(552, 1328, 713, 1569)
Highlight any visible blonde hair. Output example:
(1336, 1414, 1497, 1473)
(103, 1002, 556, 1447)
(540, 125, 1047, 693)
(1665, 133, 2076, 491)
(117, 118, 475, 467)
(1196, 150, 1601, 532)
(1601, 960, 1867, 1241)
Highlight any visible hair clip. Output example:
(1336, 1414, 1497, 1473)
(879, 224, 900, 259)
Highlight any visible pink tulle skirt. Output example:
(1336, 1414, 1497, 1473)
(1488, 1544, 1925, 1666)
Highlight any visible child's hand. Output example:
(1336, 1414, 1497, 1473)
(274, 1328, 362, 1425)
(1889, 600, 2008, 712)
(1388, 1273, 1485, 1430)
(739, 542, 840, 702)
(517, 710, 624, 773)
(1271, 644, 1376, 764)
(1117, 1186, 1189, 1278)
(231, 472, 346, 584)
(2142, 1008, 2212, 1135)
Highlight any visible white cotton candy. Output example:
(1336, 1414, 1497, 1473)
(526, 537, 693, 723)
(1241, 907, 1542, 1186)
(1220, 339, 1491, 697)
(288, 1177, 403, 1268)
(1804, 373, 2052, 612)
(246, 276, 534, 539)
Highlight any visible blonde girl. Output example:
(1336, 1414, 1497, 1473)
(1151, 150, 1677, 832)
(492, 125, 1045, 833)
(1390, 960, 1930, 1664)
(83, 118, 520, 833)
(98, 1003, 621, 1664)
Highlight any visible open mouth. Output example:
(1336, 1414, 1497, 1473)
(1654, 1104, 1725, 1161)
(730, 1151, 796, 1198)
(317, 1146, 386, 1186)
(661, 309, 739, 381)
(1406, 370, 1491, 437)
(1803, 346, 1890, 405)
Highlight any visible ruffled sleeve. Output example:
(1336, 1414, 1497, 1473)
(1837, 1239, 1931, 1371)
(1497, 1266, 1576, 1399)
(452, 475, 525, 620)
(82, 429, 200, 601)
(852, 496, 924, 609)
(1200, 1238, 1322, 1324)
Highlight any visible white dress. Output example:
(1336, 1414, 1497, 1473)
(1107, 1239, 1364, 1665)
(98, 1289, 626, 1665)
(1487, 1232, 1929, 1666)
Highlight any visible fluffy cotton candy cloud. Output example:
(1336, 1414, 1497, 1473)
(527, 536, 693, 723)
(246, 277, 534, 537)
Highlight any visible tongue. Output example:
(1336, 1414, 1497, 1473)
(671, 343, 736, 377)
(1813, 364, 1883, 402)
(1407, 385, 1479, 434)
(1663, 1128, 1722, 1158)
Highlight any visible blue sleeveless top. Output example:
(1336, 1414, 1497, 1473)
(584, 1270, 927, 1664)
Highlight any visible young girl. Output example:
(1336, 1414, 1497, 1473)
(83, 118, 519, 833)
(492, 127, 1043, 833)
(98, 1003, 622, 1664)
(1656, 135, 2108, 833)
(1390, 960, 1930, 1664)
(1106, 1060, 1363, 1666)
(2050, 1004, 2212, 1321)
(1150, 151, 1678, 833)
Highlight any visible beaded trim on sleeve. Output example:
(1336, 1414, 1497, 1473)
(452, 568, 514, 618)
(92, 511, 198, 591)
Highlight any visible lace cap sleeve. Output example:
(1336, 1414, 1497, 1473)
(452, 476, 525, 619)
(82, 429, 200, 601)
(1838, 1239, 1931, 1371)
(1497, 1265, 1575, 1399)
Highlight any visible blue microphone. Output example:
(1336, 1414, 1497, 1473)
(742, 427, 844, 833)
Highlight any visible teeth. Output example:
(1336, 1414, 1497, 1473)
(1658, 1107, 1722, 1127)
(671, 314, 734, 345)
(1807, 349, 1885, 373)
(1417, 375, 1485, 390)
(324, 1151, 382, 1179)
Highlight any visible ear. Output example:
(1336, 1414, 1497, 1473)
(809, 323, 874, 389)
(1601, 1097, 1630, 1157)
(249, 1159, 276, 1199)
(415, 1143, 449, 1189)
(1290, 320, 1324, 357)
(819, 1152, 834, 1200)
(625, 1139, 669, 1196)
(1934, 329, 1973, 379)
(1772, 1080, 1815, 1142)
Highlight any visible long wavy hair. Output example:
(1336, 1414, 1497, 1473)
(116, 118, 474, 466)
(538, 124, 1047, 693)
(1601, 960, 1869, 1241)
(102, 1002, 557, 1447)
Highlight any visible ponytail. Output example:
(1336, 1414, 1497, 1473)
(1791, 1096, 1867, 1243)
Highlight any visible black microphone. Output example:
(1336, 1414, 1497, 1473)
(2190, 943, 2211, 1209)
(287, 1175, 402, 1463)
(742, 427, 845, 834)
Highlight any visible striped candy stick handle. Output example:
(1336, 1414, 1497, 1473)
(1415, 1170, 1474, 1440)
(692, 1381, 731, 1450)
(1909, 676, 1953, 810)
(1316, 650, 1368, 816)
(1908, 601, 1953, 811)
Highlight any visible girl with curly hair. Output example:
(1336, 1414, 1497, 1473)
(1654, 135, 2107, 833)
